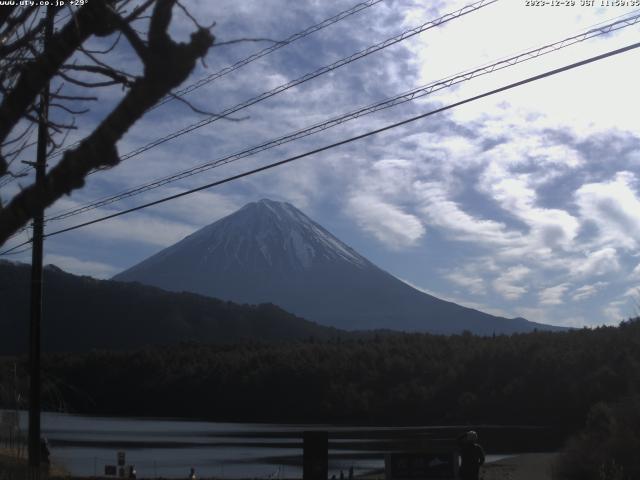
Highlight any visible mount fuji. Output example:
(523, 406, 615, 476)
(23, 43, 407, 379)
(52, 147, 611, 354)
(113, 199, 563, 334)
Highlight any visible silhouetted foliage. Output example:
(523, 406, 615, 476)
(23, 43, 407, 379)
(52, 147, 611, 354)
(553, 395, 640, 480)
(0, 1, 214, 245)
(2, 318, 640, 431)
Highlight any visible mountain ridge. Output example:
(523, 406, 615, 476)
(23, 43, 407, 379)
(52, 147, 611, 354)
(0, 259, 345, 354)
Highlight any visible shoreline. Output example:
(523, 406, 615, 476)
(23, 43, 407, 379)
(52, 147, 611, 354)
(1, 450, 559, 480)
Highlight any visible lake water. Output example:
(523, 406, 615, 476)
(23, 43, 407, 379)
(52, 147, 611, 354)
(2, 411, 508, 478)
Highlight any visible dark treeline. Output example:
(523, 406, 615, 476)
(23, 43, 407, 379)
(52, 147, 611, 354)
(0, 261, 345, 354)
(2, 318, 640, 428)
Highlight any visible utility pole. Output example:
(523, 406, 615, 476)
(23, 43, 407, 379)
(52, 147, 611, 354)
(28, 7, 53, 480)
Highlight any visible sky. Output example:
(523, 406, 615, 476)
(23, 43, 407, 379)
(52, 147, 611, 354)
(2, 0, 640, 328)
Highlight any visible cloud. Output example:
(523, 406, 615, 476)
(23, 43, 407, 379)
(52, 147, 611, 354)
(478, 157, 580, 252)
(622, 287, 639, 300)
(575, 172, 640, 250)
(445, 271, 486, 295)
(44, 254, 118, 279)
(514, 306, 583, 328)
(145, 189, 241, 225)
(415, 180, 520, 246)
(539, 283, 571, 306)
(346, 194, 425, 249)
(603, 299, 630, 325)
(70, 213, 197, 248)
(572, 282, 607, 302)
(399, 277, 512, 319)
(342, 157, 431, 249)
(574, 247, 620, 278)
(631, 263, 640, 280)
(493, 265, 530, 300)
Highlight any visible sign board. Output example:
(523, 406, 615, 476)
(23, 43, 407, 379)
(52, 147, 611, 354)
(117, 451, 126, 466)
(105, 465, 117, 476)
(385, 452, 459, 480)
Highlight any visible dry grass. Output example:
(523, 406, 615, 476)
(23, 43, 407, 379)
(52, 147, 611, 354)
(0, 447, 69, 479)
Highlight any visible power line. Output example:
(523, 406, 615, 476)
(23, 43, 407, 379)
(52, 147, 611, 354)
(87, 0, 498, 168)
(42, 0, 385, 160)
(2, 38, 638, 254)
(44, 10, 640, 223)
(31, 0, 496, 223)
(32, 40, 640, 241)
(0, 169, 29, 188)
(0, 243, 32, 256)
(152, 0, 385, 110)
(0, 0, 493, 198)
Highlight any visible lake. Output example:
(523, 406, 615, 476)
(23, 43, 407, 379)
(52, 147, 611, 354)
(3, 411, 513, 478)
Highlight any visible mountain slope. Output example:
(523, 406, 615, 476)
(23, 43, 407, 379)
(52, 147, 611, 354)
(114, 199, 563, 334)
(0, 260, 344, 354)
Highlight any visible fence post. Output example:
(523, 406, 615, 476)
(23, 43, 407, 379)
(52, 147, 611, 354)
(303, 431, 328, 480)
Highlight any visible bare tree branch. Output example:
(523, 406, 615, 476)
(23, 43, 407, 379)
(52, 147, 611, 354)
(80, 31, 122, 55)
(50, 103, 90, 115)
(61, 64, 135, 86)
(57, 71, 127, 88)
(122, 0, 156, 23)
(50, 93, 99, 101)
(0, 6, 17, 29)
(167, 92, 248, 121)
(0, 0, 215, 245)
(0, 1, 118, 146)
(0, 16, 47, 57)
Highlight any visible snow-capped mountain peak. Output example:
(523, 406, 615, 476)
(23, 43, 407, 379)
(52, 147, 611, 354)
(114, 199, 563, 334)
(179, 198, 368, 271)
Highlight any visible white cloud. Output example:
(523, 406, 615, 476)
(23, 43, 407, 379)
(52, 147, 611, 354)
(147, 189, 241, 225)
(575, 172, 640, 250)
(572, 282, 607, 302)
(445, 271, 486, 295)
(72, 213, 197, 248)
(415, 180, 520, 246)
(493, 265, 530, 300)
(574, 247, 620, 278)
(510, 305, 580, 328)
(622, 287, 639, 300)
(399, 277, 512, 319)
(346, 194, 425, 249)
(539, 283, 570, 306)
(603, 299, 630, 325)
(44, 254, 118, 279)
(631, 263, 640, 280)
(478, 162, 580, 252)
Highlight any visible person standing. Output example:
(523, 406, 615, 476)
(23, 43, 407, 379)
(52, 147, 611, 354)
(458, 430, 485, 480)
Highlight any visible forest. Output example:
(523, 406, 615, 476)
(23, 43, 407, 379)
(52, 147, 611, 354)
(0, 261, 344, 354)
(2, 318, 639, 428)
